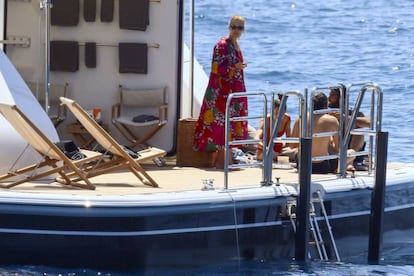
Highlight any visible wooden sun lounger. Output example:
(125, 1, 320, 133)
(60, 97, 167, 187)
(0, 103, 102, 190)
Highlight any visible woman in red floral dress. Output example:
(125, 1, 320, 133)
(194, 15, 248, 169)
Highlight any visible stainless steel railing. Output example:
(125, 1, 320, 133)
(223, 82, 383, 189)
(224, 91, 268, 188)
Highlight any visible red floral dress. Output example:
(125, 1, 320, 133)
(194, 36, 248, 151)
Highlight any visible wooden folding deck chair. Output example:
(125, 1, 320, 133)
(60, 97, 167, 188)
(0, 103, 102, 190)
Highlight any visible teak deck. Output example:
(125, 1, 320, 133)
(2, 157, 398, 196)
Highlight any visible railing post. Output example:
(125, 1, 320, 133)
(368, 131, 388, 264)
(40, 0, 52, 115)
(224, 92, 268, 188)
(295, 137, 312, 261)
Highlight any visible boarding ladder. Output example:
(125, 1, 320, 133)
(287, 191, 340, 261)
(296, 82, 383, 261)
(283, 82, 382, 262)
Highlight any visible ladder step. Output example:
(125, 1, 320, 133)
(309, 240, 325, 246)
(289, 193, 341, 262)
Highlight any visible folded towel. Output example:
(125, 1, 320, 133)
(85, 42, 97, 68)
(51, 0, 80, 26)
(84, 0, 96, 22)
(101, 0, 114, 22)
(50, 41, 79, 72)
(119, 0, 150, 31)
(118, 43, 148, 74)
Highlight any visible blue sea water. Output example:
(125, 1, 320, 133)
(2, 0, 414, 275)
(191, 0, 414, 164)
(188, 0, 414, 274)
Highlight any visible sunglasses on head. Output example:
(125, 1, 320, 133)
(230, 25, 244, 31)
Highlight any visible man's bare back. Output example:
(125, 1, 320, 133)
(290, 113, 339, 158)
(312, 113, 339, 158)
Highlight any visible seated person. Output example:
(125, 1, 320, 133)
(255, 95, 291, 161)
(241, 124, 258, 153)
(290, 92, 355, 174)
(328, 87, 371, 170)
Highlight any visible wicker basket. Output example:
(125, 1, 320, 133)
(176, 118, 215, 168)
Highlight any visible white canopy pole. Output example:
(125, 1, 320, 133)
(40, 0, 51, 114)
(189, 0, 194, 117)
(0, 0, 4, 51)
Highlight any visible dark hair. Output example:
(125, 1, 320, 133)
(330, 87, 340, 95)
(331, 84, 346, 95)
(274, 93, 286, 112)
(313, 92, 328, 110)
(329, 84, 347, 108)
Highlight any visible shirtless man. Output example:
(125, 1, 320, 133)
(290, 92, 352, 174)
(328, 87, 371, 170)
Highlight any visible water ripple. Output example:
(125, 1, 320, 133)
(190, 0, 414, 163)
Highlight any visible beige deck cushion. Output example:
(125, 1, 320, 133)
(121, 88, 166, 107)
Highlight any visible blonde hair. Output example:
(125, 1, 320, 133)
(229, 15, 245, 27)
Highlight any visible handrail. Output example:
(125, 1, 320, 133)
(224, 90, 306, 188)
(309, 82, 383, 177)
(222, 82, 383, 189)
(309, 87, 345, 175)
(224, 91, 268, 189)
(264, 90, 306, 185)
(345, 82, 383, 175)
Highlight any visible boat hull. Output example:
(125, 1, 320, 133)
(1, 178, 414, 270)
